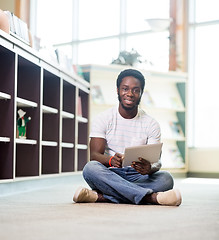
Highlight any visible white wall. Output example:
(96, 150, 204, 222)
(188, 148, 219, 173)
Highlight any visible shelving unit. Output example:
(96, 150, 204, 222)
(81, 64, 188, 173)
(142, 71, 187, 171)
(0, 30, 90, 182)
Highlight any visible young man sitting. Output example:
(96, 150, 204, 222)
(73, 69, 182, 206)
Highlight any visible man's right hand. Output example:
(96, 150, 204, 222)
(110, 153, 124, 168)
(90, 137, 124, 168)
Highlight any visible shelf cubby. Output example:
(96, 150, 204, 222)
(0, 44, 15, 180)
(42, 113, 59, 143)
(0, 98, 14, 141)
(0, 45, 15, 141)
(0, 142, 13, 179)
(63, 80, 76, 114)
(0, 45, 15, 97)
(16, 144, 39, 177)
(78, 121, 88, 146)
(43, 70, 60, 109)
(62, 118, 75, 143)
(16, 106, 40, 141)
(62, 147, 75, 172)
(17, 55, 40, 104)
(78, 89, 89, 119)
(61, 80, 77, 172)
(41, 146, 59, 174)
(77, 148, 88, 171)
(62, 80, 76, 144)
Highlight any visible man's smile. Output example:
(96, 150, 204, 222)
(123, 98, 134, 104)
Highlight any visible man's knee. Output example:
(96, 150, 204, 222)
(82, 160, 101, 178)
(153, 171, 174, 189)
(160, 171, 174, 188)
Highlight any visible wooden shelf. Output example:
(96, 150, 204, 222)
(0, 137, 10, 142)
(62, 111, 74, 119)
(77, 116, 88, 123)
(42, 105, 58, 114)
(41, 141, 58, 147)
(76, 144, 88, 150)
(17, 97, 38, 108)
(0, 31, 90, 181)
(0, 92, 11, 100)
(16, 138, 37, 145)
(61, 142, 74, 148)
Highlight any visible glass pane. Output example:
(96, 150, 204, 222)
(126, 0, 170, 33)
(78, 0, 120, 40)
(56, 45, 73, 59)
(194, 24, 219, 147)
(195, 0, 219, 23)
(78, 38, 119, 65)
(36, 0, 73, 45)
(126, 32, 169, 71)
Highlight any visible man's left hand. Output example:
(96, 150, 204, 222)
(131, 157, 151, 175)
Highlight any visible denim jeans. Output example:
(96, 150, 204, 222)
(82, 161, 174, 204)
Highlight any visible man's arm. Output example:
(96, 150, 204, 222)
(90, 137, 123, 168)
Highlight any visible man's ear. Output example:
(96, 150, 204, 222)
(117, 88, 119, 94)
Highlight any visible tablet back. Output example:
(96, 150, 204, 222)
(123, 143, 163, 167)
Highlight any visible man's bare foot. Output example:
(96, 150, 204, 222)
(97, 193, 109, 202)
(142, 193, 159, 204)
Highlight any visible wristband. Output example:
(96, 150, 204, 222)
(109, 156, 113, 167)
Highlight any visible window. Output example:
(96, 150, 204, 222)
(78, 38, 119, 65)
(188, 0, 219, 147)
(195, 0, 219, 23)
(126, 31, 169, 71)
(78, 0, 120, 40)
(33, 0, 170, 71)
(126, 0, 170, 33)
(36, 0, 73, 45)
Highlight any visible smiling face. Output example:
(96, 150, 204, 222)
(117, 76, 142, 118)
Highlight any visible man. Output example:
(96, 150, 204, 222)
(73, 69, 182, 206)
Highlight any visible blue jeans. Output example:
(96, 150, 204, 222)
(82, 161, 174, 204)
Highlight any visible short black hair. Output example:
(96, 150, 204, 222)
(116, 69, 145, 92)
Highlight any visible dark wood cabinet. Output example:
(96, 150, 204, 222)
(0, 30, 90, 181)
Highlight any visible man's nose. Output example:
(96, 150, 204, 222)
(127, 89, 134, 96)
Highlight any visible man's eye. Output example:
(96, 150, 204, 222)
(133, 89, 140, 94)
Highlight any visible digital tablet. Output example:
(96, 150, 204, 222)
(122, 143, 163, 167)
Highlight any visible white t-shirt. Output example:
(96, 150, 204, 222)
(90, 106, 161, 157)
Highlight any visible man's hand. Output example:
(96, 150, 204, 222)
(110, 153, 124, 168)
(131, 157, 151, 175)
